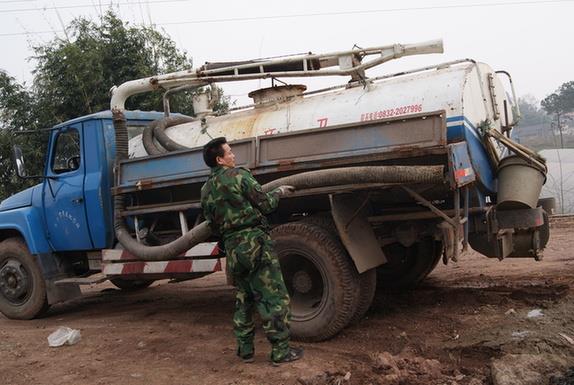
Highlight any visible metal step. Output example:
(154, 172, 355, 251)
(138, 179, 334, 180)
(54, 273, 108, 286)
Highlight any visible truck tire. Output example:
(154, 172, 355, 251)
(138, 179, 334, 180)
(0, 238, 49, 320)
(271, 222, 361, 342)
(301, 214, 376, 324)
(377, 239, 442, 290)
(110, 278, 155, 291)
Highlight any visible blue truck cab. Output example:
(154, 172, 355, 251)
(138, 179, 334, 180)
(0, 111, 164, 319)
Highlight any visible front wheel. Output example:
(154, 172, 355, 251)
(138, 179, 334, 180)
(271, 222, 361, 342)
(0, 238, 49, 319)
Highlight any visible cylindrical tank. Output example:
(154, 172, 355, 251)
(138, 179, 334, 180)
(128, 60, 515, 193)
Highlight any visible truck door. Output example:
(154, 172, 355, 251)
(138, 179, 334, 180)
(43, 125, 93, 250)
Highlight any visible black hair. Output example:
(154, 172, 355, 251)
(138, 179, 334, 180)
(202, 137, 227, 167)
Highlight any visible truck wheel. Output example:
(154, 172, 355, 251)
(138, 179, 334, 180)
(377, 239, 442, 290)
(110, 278, 154, 291)
(271, 222, 361, 342)
(301, 214, 376, 324)
(0, 238, 49, 320)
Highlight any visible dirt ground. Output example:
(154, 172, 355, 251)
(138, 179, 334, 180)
(2, 223, 574, 385)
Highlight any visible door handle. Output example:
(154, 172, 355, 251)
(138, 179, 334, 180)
(71, 197, 84, 204)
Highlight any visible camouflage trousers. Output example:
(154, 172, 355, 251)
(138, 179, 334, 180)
(223, 227, 291, 361)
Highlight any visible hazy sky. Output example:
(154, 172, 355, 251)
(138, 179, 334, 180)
(0, 0, 572, 106)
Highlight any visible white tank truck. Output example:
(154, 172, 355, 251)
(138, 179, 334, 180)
(106, 39, 549, 341)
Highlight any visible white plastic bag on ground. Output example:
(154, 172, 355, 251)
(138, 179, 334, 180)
(527, 309, 544, 318)
(47, 326, 81, 347)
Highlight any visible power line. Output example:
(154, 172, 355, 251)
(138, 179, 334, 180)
(1, 0, 573, 37)
(0, 0, 189, 13)
(161, 0, 574, 26)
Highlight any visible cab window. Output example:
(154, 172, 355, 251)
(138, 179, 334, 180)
(52, 129, 81, 174)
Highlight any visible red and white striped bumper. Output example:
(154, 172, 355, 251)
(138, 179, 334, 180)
(102, 242, 222, 276)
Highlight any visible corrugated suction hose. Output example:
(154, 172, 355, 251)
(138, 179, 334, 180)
(113, 111, 445, 260)
(142, 115, 195, 155)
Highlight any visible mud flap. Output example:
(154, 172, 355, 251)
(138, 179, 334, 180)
(329, 193, 387, 273)
(46, 278, 81, 305)
(34, 253, 82, 305)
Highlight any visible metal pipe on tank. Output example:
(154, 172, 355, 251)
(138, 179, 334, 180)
(110, 39, 443, 112)
(156, 41, 444, 87)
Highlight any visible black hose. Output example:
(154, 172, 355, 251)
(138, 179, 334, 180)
(142, 115, 195, 155)
(263, 166, 444, 191)
(114, 120, 445, 261)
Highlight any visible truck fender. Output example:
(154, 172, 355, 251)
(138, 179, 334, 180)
(0, 229, 81, 305)
(329, 193, 387, 273)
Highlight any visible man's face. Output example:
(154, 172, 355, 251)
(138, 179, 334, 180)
(216, 143, 236, 168)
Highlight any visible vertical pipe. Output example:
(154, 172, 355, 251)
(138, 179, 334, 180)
(179, 211, 189, 235)
(134, 216, 141, 242)
(463, 186, 469, 251)
(163, 95, 171, 118)
(453, 188, 460, 262)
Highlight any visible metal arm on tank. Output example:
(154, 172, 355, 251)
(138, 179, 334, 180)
(110, 39, 443, 111)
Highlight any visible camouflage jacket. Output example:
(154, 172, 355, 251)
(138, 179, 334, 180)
(200, 166, 280, 239)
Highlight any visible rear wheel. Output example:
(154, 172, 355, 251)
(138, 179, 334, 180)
(271, 222, 361, 342)
(110, 278, 154, 291)
(301, 214, 376, 324)
(377, 239, 443, 290)
(0, 238, 49, 319)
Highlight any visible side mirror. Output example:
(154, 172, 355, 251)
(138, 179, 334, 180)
(12, 145, 47, 180)
(12, 145, 27, 178)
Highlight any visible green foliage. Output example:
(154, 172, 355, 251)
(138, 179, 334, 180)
(517, 95, 549, 127)
(0, 71, 48, 198)
(31, 11, 205, 122)
(0, 10, 228, 200)
(541, 81, 574, 148)
(541, 81, 574, 115)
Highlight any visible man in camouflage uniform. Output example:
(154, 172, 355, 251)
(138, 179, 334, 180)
(200, 137, 303, 365)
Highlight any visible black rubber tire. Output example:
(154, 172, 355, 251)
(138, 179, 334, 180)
(301, 214, 376, 324)
(110, 278, 155, 291)
(377, 239, 443, 290)
(271, 222, 361, 342)
(0, 238, 50, 320)
(348, 268, 376, 324)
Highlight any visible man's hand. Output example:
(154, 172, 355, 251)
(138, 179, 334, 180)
(275, 185, 296, 197)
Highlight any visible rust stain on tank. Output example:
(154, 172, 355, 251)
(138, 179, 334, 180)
(218, 110, 266, 139)
(215, 112, 260, 141)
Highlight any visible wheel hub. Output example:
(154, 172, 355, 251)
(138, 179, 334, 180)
(292, 270, 313, 294)
(0, 260, 29, 302)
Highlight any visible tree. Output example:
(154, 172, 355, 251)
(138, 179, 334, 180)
(0, 71, 48, 198)
(0, 10, 228, 200)
(31, 11, 228, 123)
(517, 95, 548, 127)
(541, 81, 574, 148)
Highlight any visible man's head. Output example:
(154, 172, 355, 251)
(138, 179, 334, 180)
(202, 137, 236, 168)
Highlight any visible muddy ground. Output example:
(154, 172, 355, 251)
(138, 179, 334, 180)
(2, 223, 574, 385)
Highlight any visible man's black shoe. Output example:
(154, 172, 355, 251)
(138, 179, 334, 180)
(241, 354, 255, 363)
(271, 347, 304, 366)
